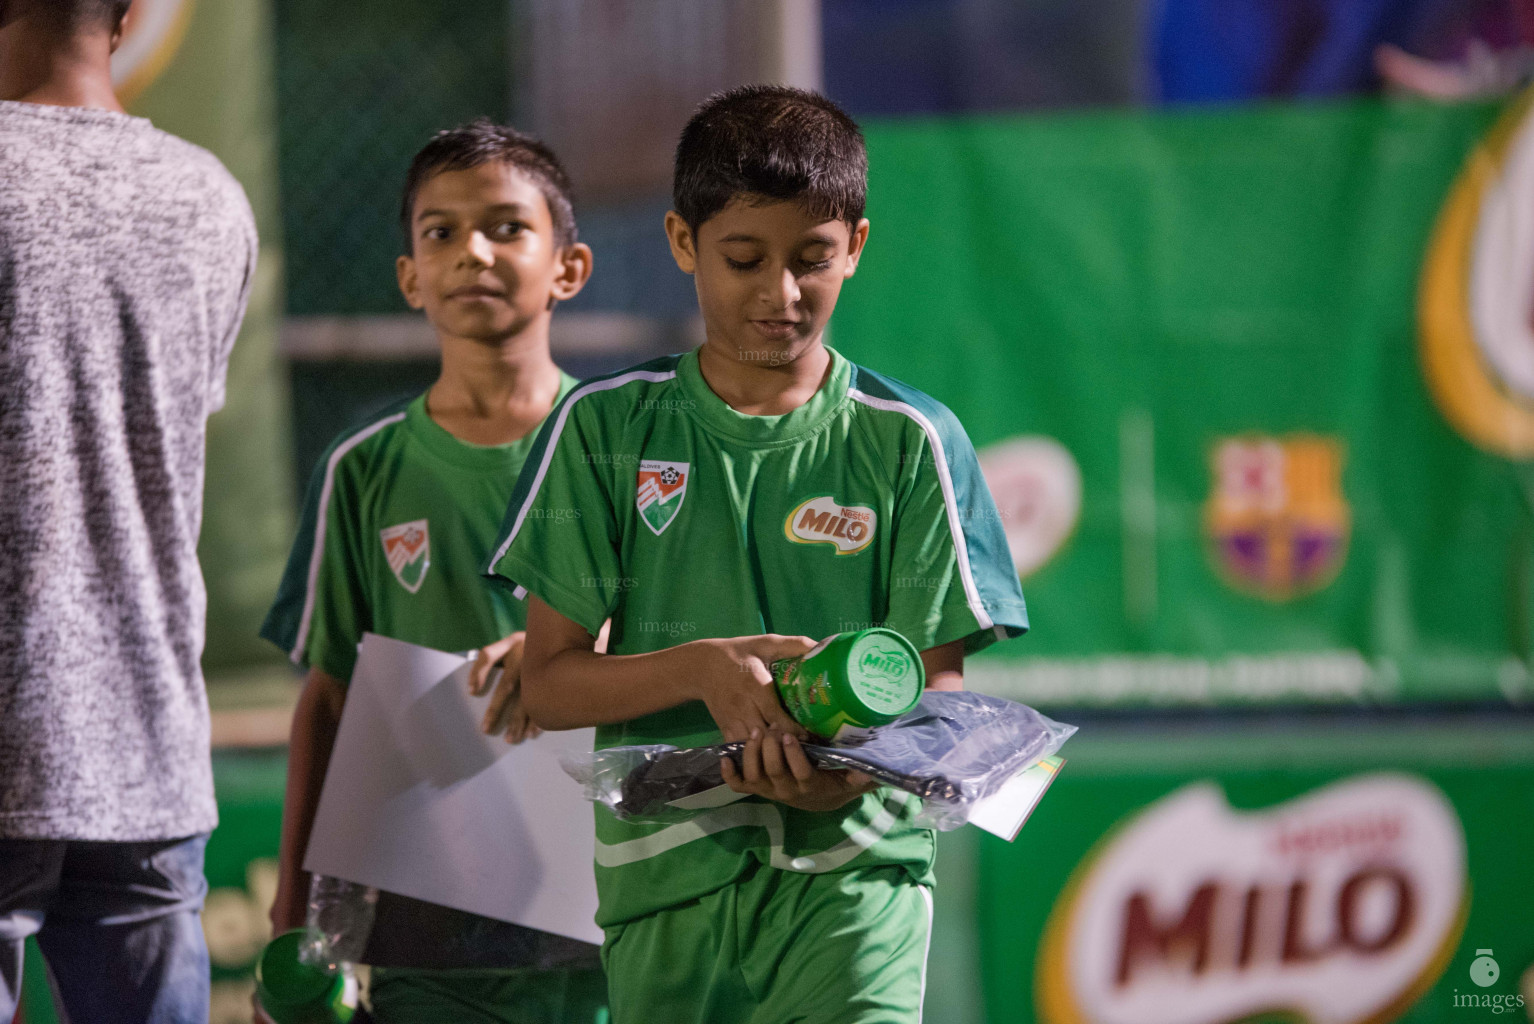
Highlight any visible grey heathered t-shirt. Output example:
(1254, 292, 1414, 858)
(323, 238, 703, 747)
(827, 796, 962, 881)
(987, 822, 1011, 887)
(0, 101, 257, 840)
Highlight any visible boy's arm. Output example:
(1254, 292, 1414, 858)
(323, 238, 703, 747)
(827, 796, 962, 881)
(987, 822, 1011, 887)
(270, 667, 346, 933)
(922, 638, 965, 691)
(521, 596, 810, 741)
(522, 597, 883, 812)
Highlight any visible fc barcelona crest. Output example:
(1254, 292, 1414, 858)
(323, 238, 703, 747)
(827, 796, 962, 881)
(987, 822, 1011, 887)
(1204, 436, 1349, 601)
(637, 460, 689, 535)
(380, 519, 431, 593)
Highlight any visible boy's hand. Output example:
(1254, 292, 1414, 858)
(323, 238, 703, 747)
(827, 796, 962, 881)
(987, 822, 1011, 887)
(689, 634, 815, 742)
(470, 632, 542, 744)
(721, 729, 879, 811)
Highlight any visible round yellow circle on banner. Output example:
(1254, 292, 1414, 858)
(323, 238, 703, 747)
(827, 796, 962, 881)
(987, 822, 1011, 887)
(110, 0, 196, 105)
(1419, 87, 1534, 460)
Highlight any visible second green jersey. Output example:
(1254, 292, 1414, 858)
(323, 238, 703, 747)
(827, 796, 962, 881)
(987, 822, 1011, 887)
(261, 372, 603, 1009)
(486, 346, 1028, 926)
(262, 373, 577, 680)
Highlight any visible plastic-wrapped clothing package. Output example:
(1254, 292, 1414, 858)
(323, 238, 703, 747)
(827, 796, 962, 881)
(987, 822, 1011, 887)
(563, 691, 1076, 831)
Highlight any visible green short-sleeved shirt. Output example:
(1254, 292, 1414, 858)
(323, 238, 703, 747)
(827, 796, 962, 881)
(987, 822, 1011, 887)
(485, 346, 1028, 927)
(262, 375, 577, 677)
(262, 374, 605, 1014)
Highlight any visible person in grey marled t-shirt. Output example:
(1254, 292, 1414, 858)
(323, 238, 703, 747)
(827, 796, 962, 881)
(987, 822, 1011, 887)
(0, 99, 255, 844)
(0, 1, 256, 1020)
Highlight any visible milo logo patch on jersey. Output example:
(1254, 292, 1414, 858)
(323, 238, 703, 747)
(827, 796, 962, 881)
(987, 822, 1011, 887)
(380, 519, 431, 593)
(785, 496, 876, 555)
(637, 460, 689, 535)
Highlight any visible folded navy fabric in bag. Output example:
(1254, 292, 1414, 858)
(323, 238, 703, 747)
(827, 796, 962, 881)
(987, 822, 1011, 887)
(570, 691, 1075, 831)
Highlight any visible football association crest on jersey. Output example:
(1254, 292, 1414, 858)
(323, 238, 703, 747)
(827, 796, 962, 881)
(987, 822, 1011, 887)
(637, 460, 689, 535)
(785, 495, 877, 555)
(1204, 435, 1349, 601)
(380, 519, 431, 593)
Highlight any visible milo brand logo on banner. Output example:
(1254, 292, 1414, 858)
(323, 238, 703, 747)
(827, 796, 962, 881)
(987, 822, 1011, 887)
(111, 0, 195, 103)
(1420, 86, 1534, 460)
(1038, 774, 1467, 1024)
(977, 436, 1082, 579)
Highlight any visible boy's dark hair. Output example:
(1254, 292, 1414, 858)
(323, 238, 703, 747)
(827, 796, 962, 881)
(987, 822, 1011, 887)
(8, 0, 131, 28)
(399, 118, 577, 253)
(673, 85, 867, 232)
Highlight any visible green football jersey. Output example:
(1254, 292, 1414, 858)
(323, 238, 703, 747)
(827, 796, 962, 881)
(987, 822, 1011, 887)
(262, 373, 578, 679)
(485, 346, 1028, 927)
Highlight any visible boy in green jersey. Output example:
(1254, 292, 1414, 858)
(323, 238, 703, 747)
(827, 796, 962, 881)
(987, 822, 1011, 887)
(261, 121, 605, 1024)
(486, 87, 1030, 1023)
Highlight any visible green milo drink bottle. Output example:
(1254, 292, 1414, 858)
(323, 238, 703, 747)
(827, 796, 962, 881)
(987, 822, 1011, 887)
(773, 628, 925, 741)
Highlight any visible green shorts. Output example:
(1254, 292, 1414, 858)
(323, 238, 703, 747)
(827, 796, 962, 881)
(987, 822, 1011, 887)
(367, 965, 609, 1024)
(600, 863, 932, 1024)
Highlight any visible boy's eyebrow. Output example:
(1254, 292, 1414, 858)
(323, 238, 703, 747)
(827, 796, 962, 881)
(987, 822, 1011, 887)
(716, 231, 840, 246)
(413, 201, 536, 223)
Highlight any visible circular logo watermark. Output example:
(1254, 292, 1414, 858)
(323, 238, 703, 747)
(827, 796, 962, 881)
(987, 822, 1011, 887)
(1470, 949, 1501, 989)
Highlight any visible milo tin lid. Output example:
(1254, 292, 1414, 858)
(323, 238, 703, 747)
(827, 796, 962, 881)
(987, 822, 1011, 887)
(837, 628, 924, 724)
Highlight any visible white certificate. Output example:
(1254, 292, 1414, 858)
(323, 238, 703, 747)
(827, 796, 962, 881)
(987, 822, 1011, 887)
(304, 632, 602, 945)
(967, 755, 1066, 842)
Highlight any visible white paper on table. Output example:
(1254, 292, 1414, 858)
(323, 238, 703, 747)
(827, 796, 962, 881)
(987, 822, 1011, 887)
(304, 632, 602, 945)
(967, 755, 1066, 841)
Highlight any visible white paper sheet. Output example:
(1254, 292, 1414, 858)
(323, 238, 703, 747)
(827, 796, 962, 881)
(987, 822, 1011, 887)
(304, 633, 602, 945)
(967, 755, 1066, 841)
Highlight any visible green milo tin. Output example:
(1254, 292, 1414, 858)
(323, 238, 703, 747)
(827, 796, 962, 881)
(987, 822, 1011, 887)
(773, 628, 925, 740)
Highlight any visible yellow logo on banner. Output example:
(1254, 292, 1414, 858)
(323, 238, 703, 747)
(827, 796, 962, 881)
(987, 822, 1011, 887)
(1419, 86, 1534, 459)
(111, 0, 196, 104)
(1204, 435, 1349, 602)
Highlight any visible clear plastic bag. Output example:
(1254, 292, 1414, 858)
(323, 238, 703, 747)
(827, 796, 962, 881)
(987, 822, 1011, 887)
(561, 691, 1076, 832)
(299, 874, 379, 971)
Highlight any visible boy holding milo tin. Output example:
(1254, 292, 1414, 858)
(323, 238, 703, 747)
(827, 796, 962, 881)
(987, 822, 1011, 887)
(486, 85, 1029, 1023)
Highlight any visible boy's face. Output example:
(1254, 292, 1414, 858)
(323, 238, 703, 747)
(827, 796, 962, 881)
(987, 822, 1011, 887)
(397, 162, 590, 343)
(665, 196, 869, 366)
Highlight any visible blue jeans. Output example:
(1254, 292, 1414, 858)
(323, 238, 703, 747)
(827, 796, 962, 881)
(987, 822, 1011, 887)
(0, 834, 210, 1024)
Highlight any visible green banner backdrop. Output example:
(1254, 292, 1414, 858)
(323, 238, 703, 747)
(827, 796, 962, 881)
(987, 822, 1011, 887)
(838, 98, 1529, 708)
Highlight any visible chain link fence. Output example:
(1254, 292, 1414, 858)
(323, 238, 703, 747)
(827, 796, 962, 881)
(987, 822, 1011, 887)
(275, 0, 511, 316)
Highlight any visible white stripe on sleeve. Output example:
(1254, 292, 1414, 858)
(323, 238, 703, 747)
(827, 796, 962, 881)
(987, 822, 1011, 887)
(488, 369, 676, 570)
(290, 411, 407, 664)
(848, 388, 995, 631)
